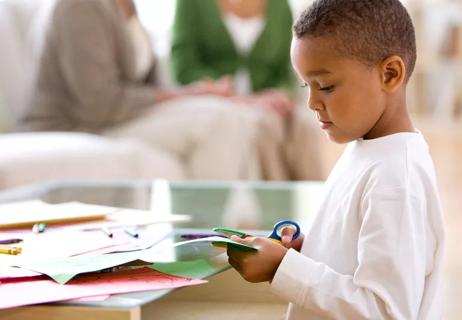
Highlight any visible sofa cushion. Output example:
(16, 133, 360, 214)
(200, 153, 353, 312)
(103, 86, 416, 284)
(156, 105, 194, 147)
(0, 1, 23, 130)
(0, 0, 57, 129)
(0, 132, 184, 189)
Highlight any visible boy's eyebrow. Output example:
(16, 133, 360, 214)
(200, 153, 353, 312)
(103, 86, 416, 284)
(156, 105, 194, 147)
(305, 69, 332, 77)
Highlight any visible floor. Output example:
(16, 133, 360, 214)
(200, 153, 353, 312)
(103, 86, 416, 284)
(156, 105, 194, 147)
(320, 116, 462, 319)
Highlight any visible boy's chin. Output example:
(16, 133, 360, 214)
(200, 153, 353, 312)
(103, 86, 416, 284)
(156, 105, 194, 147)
(325, 132, 356, 144)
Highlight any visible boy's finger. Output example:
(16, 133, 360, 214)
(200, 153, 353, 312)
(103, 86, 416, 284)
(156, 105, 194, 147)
(280, 226, 296, 237)
(230, 235, 255, 246)
(230, 235, 245, 243)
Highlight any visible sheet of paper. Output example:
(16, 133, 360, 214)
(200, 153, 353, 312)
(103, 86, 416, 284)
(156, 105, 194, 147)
(53, 211, 190, 232)
(14, 249, 144, 284)
(19, 230, 129, 259)
(0, 200, 110, 229)
(78, 223, 173, 256)
(0, 200, 190, 231)
(0, 266, 41, 280)
(0, 267, 206, 309)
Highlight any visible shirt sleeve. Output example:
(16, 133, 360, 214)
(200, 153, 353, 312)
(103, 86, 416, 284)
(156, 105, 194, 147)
(271, 186, 429, 319)
(55, 1, 157, 129)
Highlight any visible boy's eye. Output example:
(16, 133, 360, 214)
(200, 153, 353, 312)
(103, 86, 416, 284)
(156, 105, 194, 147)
(320, 85, 335, 92)
(299, 83, 308, 88)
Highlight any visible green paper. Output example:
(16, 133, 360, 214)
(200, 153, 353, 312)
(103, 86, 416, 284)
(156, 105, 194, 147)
(212, 227, 247, 237)
(173, 236, 257, 251)
(151, 259, 220, 279)
(15, 249, 144, 284)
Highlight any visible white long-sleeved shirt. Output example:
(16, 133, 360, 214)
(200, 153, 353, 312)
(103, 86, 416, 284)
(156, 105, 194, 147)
(271, 132, 445, 319)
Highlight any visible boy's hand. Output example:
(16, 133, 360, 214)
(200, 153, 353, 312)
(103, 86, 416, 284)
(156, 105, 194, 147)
(227, 236, 288, 283)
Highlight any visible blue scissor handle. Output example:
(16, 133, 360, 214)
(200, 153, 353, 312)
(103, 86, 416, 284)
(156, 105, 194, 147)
(268, 220, 300, 242)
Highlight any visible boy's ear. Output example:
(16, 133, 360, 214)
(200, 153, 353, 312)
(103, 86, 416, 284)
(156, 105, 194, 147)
(380, 56, 406, 93)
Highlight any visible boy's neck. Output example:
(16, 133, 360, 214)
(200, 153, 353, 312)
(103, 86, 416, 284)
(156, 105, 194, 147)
(364, 94, 415, 140)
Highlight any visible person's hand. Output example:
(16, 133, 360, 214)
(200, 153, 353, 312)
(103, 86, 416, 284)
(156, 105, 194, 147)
(227, 236, 288, 283)
(279, 227, 305, 251)
(231, 89, 294, 118)
(188, 76, 234, 97)
(153, 77, 234, 103)
(253, 89, 294, 118)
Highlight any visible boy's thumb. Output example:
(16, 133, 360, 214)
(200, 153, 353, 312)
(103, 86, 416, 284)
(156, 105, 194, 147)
(281, 235, 292, 244)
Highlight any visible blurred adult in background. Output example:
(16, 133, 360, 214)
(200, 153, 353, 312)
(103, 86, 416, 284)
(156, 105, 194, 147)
(171, 0, 323, 180)
(20, 0, 263, 180)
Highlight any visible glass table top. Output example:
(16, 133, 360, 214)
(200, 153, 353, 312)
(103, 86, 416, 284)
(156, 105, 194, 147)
(0, 180, 324, 308)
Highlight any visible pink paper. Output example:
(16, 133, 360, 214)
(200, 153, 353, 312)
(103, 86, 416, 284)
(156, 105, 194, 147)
(0, 267, 207, 309)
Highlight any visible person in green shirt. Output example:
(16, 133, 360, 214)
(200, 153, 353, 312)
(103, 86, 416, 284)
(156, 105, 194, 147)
(21, 0, 265, 180)
(171, 0, 323, 180)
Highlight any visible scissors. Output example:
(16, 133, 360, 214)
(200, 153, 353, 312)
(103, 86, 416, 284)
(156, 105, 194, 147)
(213, 220, 301, 245)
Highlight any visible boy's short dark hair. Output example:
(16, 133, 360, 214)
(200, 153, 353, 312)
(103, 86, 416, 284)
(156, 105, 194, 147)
(293, 0, 416, 81)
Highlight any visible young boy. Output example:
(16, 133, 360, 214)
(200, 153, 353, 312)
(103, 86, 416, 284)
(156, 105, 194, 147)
(227, 0, 445, 319)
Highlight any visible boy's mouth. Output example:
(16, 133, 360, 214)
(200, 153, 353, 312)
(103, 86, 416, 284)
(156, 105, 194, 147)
(319, 120, 333, 130)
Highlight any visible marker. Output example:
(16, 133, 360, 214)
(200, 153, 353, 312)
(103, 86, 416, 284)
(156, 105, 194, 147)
(124, 229, 139, 238)
(100, 227, 113, 238)
(0, 238, 23, 245)
(0, 245, 22, 255)
(32, 223, 46, 233)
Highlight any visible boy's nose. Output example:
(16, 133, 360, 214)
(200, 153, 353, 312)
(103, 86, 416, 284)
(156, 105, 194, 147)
(307, 94, 323, 111)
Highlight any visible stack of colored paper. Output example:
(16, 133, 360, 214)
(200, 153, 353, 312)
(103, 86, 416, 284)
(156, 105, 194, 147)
(0, 200, 255, 309)
(0, 267, 207, 309)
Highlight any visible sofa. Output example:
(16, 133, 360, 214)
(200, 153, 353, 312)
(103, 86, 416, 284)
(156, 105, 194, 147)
(0, 0, 184, 189)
